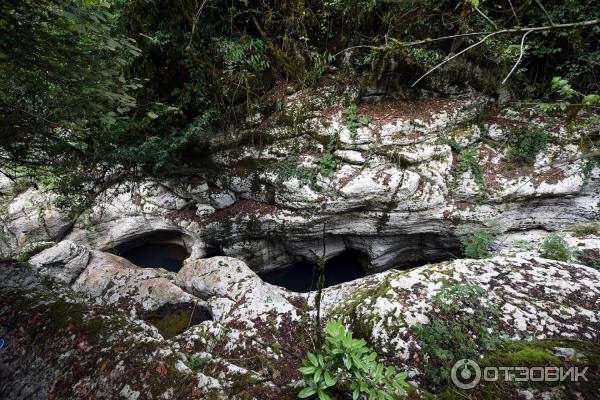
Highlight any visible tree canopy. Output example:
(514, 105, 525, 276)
(1, 0, 599, 209)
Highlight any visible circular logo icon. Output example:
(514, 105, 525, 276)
(451, 359, 481, 389)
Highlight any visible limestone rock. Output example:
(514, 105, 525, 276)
(72, 251, 203, 315)
(175, 256, 296, 323)
(1, 189, 73, 260)
(29, 240, 91, 284)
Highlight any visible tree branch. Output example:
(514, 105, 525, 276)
(534, 0, 554, 25)
(410, 19, 599, 87)
(501, 29, 533, 84)
(411, 32, 499, 87)
(333, 19, 599, 61)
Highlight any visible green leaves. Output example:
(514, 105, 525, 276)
(343, 104, 370, 145)
(459, 219, 502, 259)
(413, 283, 503, 390)
(298, 387, 316, 398)
(583, 94, 600, 105)
(298, 319, 408, 399)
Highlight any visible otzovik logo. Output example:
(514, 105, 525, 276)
(451, 359, 481, 389)
(450, 359, 589, 389)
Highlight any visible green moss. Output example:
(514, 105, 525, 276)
(146, 308, 193, 339)
(566, 222, 600, 236)
(482, 343, 562, 367)
(15, 242, 53, 262)
(329, 274, 398, 342)
(431, 339, 600, 400)
(483, 339, 600, 367)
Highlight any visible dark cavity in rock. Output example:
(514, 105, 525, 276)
(259, 249, 369, 293)
(392, 233, 463, 270)
(110, 230, 190, 272)
(144, 302, 212, 339)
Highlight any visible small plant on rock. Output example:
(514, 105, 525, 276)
(317, 132, 340, 177)
(567, 222, 600, 237)
(185, 355, 209, 371)
(413, 283, 503, 391)
(298, 319, 408, 400)
(454, 146, 486, 192)
(506, 126, 548, 165)
(459, 219, 501, 259)
(540, 233, 573, 262)
(343, 104, 369, 143)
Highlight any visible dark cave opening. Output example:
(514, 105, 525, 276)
(391, 234, 464, 270)
(259, 249, 369, 293)
(111, 230, 190, 273)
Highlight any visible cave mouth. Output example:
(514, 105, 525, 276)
(112, 230, 191, 273)
(259, 249, 369, 293)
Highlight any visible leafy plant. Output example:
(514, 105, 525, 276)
(454, 146, 486, 191)
(299, 319, 408, 400)
(460, 219, 502, 259)
(343, 105, 369, 143)
(185, 355, 209, 371)
(317, 132, 340, 177)
(276, 155, 318, 188)
(540, 233, 573, 262)
(506, 126, 549, 165)
(413, 284, 503, 391)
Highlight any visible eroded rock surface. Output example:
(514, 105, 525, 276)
(1, 253, 599, 399)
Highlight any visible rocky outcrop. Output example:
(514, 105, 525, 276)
(1, 88, 598, 275)
(1, 254, 599, 399)
(175, 256, 297, 323)
(29, 240, 90, 284)
(1, 88, 599, 398)
(0, 188, 73, 261)
(320, 257, 600, 368)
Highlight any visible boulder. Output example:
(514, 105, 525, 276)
(175, 256, 296, 323)
(29, 240, 91, 283)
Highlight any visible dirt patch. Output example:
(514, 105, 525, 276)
(357, 98, 459, 126)
(201, 200, 278, 225)
(166, 200, 278, 225)
(531, 166, 566, 188)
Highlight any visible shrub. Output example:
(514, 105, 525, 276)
(540, 234, 573, 262)
(413, 284, 503, 391)
(506, 126, 549, 165)
(298, 319, 408, 400)
(343, 104, 369, 143)
(459, 220, 501, 259)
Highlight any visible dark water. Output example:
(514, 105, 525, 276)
(260, 249, 368, 293)
(144, 302, 212, 339)
(120, 243, 189, 272)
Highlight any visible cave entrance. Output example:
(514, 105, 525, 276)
(259, 249, 368, 293)
(112, 231, 190, 273)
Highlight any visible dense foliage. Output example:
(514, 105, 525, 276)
(459, 219, 502, 259)
(299, 319, 408, 400)
(1, 0, 599, 204)
(413, 283, 503, 391)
